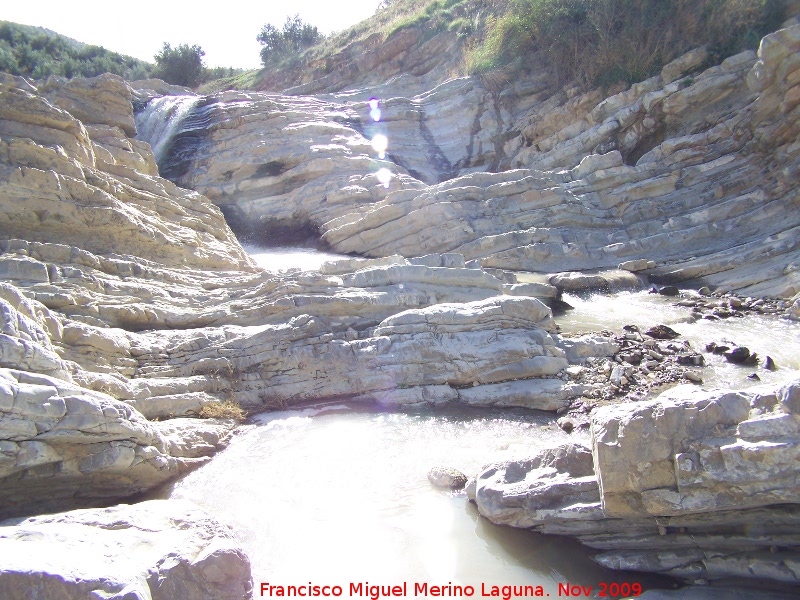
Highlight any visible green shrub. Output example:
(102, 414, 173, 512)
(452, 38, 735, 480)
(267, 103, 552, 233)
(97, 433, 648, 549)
(0, 20, 155, 80)
(257, 14, 323, 67)
(153, 42, 206, 87)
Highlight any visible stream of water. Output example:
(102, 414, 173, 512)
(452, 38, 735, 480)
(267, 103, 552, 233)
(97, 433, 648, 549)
(244, 245, 348, 272)
(558, 290, 800, 390)
(158, 405, 671, 598)
(156, 249, 796, 598)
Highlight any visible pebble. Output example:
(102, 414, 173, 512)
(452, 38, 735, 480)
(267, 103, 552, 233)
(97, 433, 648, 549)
(557, 417, 575, 433)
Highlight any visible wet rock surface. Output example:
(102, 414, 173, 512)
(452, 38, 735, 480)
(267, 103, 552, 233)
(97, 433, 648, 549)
(428, 466, 468, 489)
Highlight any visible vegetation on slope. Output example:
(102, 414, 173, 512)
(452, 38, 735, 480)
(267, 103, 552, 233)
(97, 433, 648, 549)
(0, 20, 244, 88)
(465, 0, 787, 87)
(240, 0, 787, 93)
(0, 0, 788, 93)
(0, 21, 153, 80)
(258, 15, 323, 67)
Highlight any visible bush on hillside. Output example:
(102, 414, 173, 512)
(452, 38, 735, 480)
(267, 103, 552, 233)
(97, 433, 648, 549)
(466, 0, 786, 87)
(257, 14, 323, 66)
(153, 42, 206, 87)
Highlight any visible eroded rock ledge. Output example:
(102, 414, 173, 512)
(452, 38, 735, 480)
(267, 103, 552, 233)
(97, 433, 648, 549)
(471, 379, 800, 586)
(136, 26, 800, 299)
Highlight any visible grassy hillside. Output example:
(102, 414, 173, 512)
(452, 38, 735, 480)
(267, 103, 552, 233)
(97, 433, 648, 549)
(0, 21, 153, 80)
(1, 0, 788, 93)
(238, 0, 787, 93)
(466, 0, 787, 87)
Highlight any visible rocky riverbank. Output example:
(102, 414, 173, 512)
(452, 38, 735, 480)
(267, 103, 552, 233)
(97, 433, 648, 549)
(470, 378, 800, 588)
(1, 16, 800, 599)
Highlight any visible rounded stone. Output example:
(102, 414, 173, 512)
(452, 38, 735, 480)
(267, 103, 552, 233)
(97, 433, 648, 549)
(724, 347, 751, 364)
(427, 466, 468, 490)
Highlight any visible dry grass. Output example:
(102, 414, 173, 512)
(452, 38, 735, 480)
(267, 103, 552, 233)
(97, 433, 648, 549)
(199, 401, 247, 420)
(467, 0, 786, 88)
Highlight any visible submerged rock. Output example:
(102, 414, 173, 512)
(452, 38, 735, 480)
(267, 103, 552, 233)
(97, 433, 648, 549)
(645, 324, 681, 340)
(427, 466, 468, 489)
(724, 346, 753, 364)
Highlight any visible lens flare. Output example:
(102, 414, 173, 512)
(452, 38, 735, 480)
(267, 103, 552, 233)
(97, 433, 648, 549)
(376, 168, 392, 188)
(371, 134, 388, 159)
(368, 98, 381, 122)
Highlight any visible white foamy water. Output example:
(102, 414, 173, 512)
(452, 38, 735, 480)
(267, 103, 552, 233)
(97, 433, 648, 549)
(244, 245, 350, 272)
(159, 406, 670, 596)
(134, 95, 199, 165)
(556, 290, 800, 389)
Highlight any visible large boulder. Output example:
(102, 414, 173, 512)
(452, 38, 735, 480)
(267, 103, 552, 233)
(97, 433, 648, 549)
(0, 499, 252, 599)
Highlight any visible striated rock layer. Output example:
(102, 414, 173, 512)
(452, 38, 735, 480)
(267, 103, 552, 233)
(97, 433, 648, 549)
(471, 379, 800, 586)
(0, 72, 599, 521)
(136, 26, 800, 299)
(1, 19, 800, 595)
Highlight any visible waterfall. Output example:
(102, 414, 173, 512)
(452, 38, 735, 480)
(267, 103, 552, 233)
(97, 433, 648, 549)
(134, 95, 201, 168)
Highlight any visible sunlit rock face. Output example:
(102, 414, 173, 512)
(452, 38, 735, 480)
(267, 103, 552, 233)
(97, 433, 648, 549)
(133, 79, 501, 248)
(0, 74, 253, 271)
(473, 378, 800, 586)
(0, 500, 253, 599)
(353, 31, 800, 299)
(257, 28, 463, 98)
(0, 72, 597, 517)
(129, 294, 584, 412)
(140, 25, 800, 298)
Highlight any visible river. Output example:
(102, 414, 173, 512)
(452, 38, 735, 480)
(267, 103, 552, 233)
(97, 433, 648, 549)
(152, 249, 798, 598)
(157, 405, 672, 597)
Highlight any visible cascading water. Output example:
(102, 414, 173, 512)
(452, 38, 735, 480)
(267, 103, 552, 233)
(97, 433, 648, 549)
(134, 95, 200, 167)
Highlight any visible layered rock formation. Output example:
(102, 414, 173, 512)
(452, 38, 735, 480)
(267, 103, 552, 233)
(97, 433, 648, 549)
(1, 13, 800, 597)
(471, 379, 800, 586)
(137, 26, 800, 300)
(0, 72, 609, 518)
(0, 73, 256, 594)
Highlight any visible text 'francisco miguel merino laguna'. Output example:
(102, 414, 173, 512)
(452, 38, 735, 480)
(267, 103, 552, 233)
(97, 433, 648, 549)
(260, 581, 644, 599)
